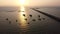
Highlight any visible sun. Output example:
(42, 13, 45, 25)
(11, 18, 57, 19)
(19, 0, 25, 6)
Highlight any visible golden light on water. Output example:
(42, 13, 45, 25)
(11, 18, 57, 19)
(18, 6, 29, 33)
(19, 11, 27, 30)
(18, 0, 29, 33)
(20, 6, 25, 11)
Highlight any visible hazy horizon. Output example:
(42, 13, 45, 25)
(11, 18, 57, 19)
(0, 0, 60, 7)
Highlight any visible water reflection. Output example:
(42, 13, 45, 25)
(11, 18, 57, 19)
(18, 6, 29, 34)
(20, 6, 25, 11)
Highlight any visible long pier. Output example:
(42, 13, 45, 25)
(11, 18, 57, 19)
(32, 8, 60, 22)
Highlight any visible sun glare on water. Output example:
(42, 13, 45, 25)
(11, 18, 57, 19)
(18, 0, 29, 33)
(20, 6, 25, 11)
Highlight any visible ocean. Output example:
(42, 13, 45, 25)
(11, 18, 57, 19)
(0, 7, 60, 34)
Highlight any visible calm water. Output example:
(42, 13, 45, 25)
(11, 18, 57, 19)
(0, 7, 60, 34)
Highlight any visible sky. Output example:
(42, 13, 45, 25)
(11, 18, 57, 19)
(0, 0, 60, 7)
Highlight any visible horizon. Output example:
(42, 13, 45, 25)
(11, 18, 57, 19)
(0, 0, 60, 7)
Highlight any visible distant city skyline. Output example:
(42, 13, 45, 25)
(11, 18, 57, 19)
(0, 0, 60, 7)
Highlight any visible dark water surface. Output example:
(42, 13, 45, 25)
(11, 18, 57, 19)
(0, 7, 60, 34)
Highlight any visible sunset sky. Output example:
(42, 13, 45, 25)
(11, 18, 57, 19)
(0, 0, 60, 7)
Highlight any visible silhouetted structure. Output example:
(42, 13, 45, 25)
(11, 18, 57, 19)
(16, 20, 18, 22)
(32, 8, 60, 22)
(29, 15, 32, 17)
(24, 18, 27, 21)
(38, 15, 40, 17)
(27, 22, 30, 24)
(42, 18, 45, 20)
(6, 18, 8, 20)
(32, 19, 36, 21)
(22, 11, 24, 12)
(23, 14, 25, 17)
(38, 18, 41, 21)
